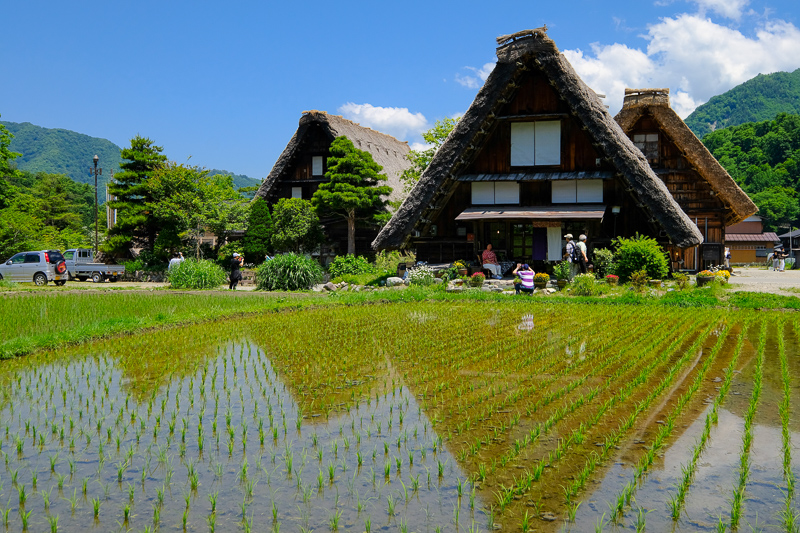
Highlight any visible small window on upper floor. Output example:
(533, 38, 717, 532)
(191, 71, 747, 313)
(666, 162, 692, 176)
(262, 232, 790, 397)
(312, 156, 324, 176)
(510, 121, 561, 167)
(471, 182, 520, 205)
(552, 179, 603, 203)
(633, 133, 659, 163)
(291, 187, 303, 199)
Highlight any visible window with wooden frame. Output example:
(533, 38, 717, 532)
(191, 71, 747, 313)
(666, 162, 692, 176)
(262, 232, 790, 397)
(551, 179, 603, 203)
(633, 133, 659, 163)
(510, 121, 561, 166)
(471, 182, 520, 205)
(312, 156, 324, 176)
(291, 187, 303, 199)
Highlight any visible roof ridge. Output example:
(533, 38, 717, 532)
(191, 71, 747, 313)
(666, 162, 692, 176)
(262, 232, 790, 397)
(301, 109, 410, 147)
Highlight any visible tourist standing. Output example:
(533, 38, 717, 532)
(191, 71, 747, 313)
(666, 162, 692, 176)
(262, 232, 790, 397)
(168, 252, 184, 271)
(229, 253, 243, 290)
(576, 234, 589, 274)
(564, 234, 577, 279)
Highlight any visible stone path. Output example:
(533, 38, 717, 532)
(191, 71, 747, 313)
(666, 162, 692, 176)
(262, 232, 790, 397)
(726, 266, 800, 296)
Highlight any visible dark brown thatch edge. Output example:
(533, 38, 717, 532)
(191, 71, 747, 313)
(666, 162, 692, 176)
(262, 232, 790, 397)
(253, 125, 309, 201)
(615, 104, 758, 226)
(373, 32, 703, 250)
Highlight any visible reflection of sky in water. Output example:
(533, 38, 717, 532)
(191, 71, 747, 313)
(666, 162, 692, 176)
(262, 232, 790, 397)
(572, 405, 796, 532)
(0, 341, 483, 533)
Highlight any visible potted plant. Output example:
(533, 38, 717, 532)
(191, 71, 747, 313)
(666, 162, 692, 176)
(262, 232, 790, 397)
(696, 270, 715, 287)
(533, 272, 549, 289)
(453, 260, 469, 277)
(553, 261, 571, 290)
(714, 270, 730, 285)
(605, 274, 619, 286)
(469, 272, 485, 288)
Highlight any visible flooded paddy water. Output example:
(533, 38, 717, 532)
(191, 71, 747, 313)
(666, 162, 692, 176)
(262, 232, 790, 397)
(0, 301, 798, 532)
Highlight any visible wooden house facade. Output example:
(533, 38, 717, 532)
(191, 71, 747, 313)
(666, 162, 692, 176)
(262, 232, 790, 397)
(616, 89, 757, 271)
(254, 111, 410, 257)
(373, 29, 703, 268)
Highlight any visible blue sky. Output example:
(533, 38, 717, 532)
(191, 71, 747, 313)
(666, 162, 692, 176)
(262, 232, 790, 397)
(2, 0, 798, 179)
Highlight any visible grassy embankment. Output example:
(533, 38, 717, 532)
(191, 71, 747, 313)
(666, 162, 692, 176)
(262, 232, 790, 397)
(2, 282, 799, 359)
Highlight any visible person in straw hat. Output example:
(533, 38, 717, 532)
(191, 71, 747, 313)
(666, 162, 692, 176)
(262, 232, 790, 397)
(564, 234, 577, 280)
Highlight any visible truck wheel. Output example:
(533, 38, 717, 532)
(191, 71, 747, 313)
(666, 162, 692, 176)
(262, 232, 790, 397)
(33, 273, 48, 286)
(91, 272, 103, 283)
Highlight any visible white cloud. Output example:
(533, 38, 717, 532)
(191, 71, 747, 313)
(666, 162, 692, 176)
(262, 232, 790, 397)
(690, 0, 750, 20)
(563, 13, 800, 117)
(337, 102, 429, 141)
(455, 62, 495, 89)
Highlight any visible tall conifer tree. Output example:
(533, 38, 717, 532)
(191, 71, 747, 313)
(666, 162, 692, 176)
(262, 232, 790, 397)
(104, 136, 167, 255)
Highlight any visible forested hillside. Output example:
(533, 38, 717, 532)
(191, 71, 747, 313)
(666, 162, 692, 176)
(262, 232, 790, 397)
(0, 121, 123, 188)
(686, 69, 800, 138)
(0, 121, 261, 191)
(703, 112, 800, 231)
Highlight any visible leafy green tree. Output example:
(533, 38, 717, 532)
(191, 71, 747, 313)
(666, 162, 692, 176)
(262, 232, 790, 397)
(146, 162, 248, 259)
(611, 234, 670, 281)
(241, 198, 273, 264)
(105, 136, 167, 256)
(271, 198, 323, 253)
(0, 115, 21, 178)
(0, 209, 43, 259)
(399, 117, 458, 193)
(312, 136, 392, 255)
(751, 186, 800, 232)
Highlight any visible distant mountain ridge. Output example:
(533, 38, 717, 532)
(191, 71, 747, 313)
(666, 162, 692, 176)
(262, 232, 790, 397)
(685, 69, 800, 138)
(0, 120, 261, 191)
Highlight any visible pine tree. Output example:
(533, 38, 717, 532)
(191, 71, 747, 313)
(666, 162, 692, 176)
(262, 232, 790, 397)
(104, 136, 167, 256)
(240, 197, 274, 263)
(311, 136, 392, 255)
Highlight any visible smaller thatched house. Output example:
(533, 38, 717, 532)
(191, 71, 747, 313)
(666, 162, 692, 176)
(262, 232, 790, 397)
(255, 110, 411, 256)
(616, 89, 757, 270)
(373, 29, 702, 268)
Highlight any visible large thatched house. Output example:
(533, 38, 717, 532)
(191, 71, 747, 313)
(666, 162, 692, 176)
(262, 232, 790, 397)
(255, 110, 411, 256)
(615, 89, 757, 271)
(373, 29, 702, 267)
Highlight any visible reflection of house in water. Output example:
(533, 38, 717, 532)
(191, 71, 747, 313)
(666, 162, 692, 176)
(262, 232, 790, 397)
(374, 29, 704, 269)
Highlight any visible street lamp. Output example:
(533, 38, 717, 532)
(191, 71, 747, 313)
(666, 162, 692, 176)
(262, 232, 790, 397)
(91, 155, 102, 256)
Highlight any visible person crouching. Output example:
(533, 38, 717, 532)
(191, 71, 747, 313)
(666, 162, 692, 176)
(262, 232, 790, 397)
(513, 263, 535, 295)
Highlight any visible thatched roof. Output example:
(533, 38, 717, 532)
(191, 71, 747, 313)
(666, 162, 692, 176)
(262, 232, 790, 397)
(254, 110, 411, 204)
(615, 89, 757, 226)
(373, 30, 703, 250)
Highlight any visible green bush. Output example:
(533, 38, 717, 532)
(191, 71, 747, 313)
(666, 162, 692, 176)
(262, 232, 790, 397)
(256, 253, 323, 291)
(592, 247, 616, 278)
(612, 235, 669, 281)
(374, 250, 416, 273)
(167, 259, 227, 289)
(571, 273, 598, 296)
(328, 255, 375, 278)
(629, 269, 650, 292)
(407, 265, 435, 286)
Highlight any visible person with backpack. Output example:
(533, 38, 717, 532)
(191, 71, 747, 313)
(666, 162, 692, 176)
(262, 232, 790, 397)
(564, 234, 578, 279)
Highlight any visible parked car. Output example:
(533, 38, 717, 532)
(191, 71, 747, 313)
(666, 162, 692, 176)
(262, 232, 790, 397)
(63, 248, 125, 283)
(0, 250, 68, 286)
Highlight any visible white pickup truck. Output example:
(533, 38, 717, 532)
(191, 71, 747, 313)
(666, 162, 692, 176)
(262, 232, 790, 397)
(63, 249, 125, 283)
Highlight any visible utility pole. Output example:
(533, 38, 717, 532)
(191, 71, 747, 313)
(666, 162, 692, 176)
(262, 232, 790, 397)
(91, 155, 102, 256)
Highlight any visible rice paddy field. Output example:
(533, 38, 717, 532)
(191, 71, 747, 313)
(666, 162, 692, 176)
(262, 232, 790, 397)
(0, 300, 798, 532)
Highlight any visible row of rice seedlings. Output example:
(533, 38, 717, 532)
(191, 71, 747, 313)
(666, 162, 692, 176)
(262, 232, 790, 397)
(488, 312, 718, 511)
(728, 318, 766, 530)
(460, 308, 654, 461)
(608, 318, 746, 526)
(666, 317, 753, 521)
(555, 314, 723, 514)
(779, 317, 798, 531)
(483, 312, 695, 483)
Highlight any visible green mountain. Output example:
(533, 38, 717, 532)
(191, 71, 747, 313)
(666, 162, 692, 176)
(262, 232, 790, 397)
(0, 120, 261, 191)
(685, 69, 800, 138)
(1, 121, 123, 188)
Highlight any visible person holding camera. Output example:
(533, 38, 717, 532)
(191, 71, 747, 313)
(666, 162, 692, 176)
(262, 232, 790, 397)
(513, 263, 535, 295)
(229, 252, 244, 290)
